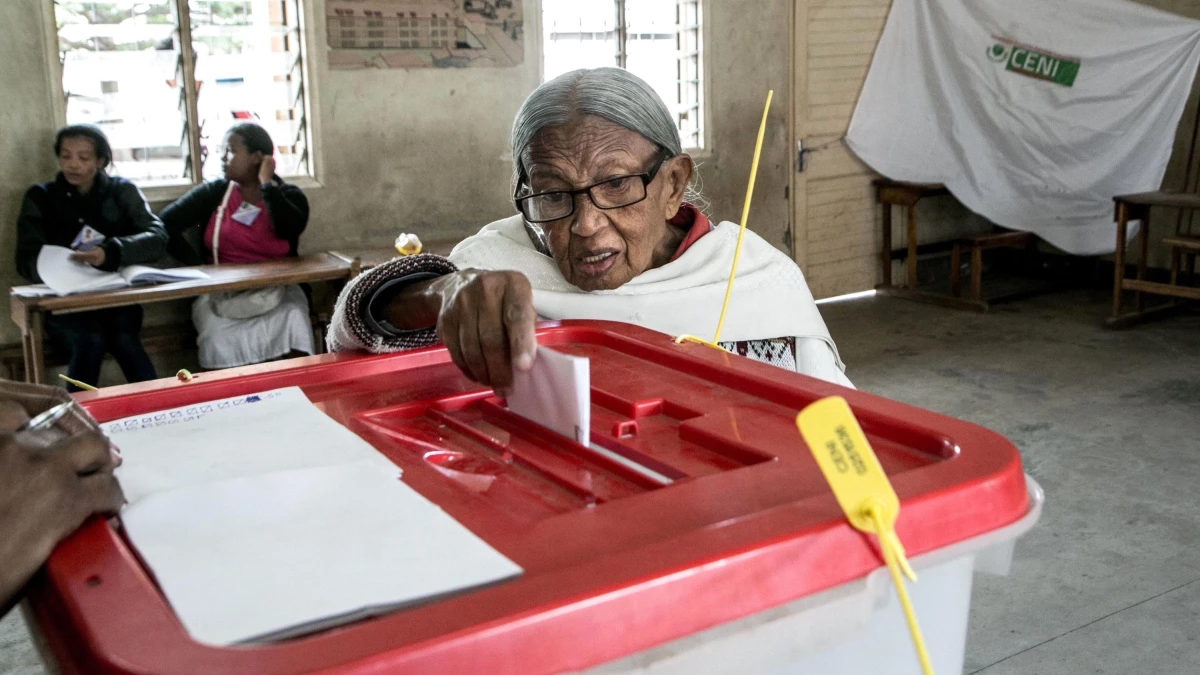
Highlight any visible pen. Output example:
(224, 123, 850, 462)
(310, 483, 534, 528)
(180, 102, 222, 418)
(58, 374, 98, 391)
(17, 400, 78, 433)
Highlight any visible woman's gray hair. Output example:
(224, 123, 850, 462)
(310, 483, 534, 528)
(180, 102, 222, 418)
(511, 67, 684, 189)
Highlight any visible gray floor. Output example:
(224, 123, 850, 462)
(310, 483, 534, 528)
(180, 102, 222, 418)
(2, 289, 1198, 674)
(819, 289, 1200, 675)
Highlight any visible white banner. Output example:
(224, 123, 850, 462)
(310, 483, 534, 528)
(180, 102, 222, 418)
(846, 0, 1200, 255)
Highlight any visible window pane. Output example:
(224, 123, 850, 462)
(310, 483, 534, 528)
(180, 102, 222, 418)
(55, 0, 189, 186)
(189, 0, 310, 180)
(541, 0, 703, 149)
(624, 0, 676, 121)
(542, 0, 617, 82)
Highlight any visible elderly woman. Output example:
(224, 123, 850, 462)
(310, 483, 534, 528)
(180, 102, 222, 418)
(329, 67, 851, 390)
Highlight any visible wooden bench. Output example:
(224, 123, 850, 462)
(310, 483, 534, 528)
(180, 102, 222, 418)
(1, 321, 197, 382)
(874, 180, 1049, 311)
(1110, 191, 1200, 327)
(949, 230, 1037, 306)
(1164, 234, 1200, 287)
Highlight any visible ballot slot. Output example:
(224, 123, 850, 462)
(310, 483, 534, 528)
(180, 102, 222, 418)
(352, 336, 957, 525)
(586, 393, 773, 480)
(354, 394, 656, 518)
(564, 342, 955, 479)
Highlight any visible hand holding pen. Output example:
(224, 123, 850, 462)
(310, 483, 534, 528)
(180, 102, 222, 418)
(0, 379, 124, 615)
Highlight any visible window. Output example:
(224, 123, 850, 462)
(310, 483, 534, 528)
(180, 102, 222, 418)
(542, 0, 703, 149)
(53, 0, 312, 188)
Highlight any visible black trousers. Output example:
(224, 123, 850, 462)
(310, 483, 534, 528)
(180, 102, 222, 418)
(45, 305, 157, 391)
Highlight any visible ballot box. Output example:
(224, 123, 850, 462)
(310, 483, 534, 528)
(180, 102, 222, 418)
(25, 320, 1041, 675)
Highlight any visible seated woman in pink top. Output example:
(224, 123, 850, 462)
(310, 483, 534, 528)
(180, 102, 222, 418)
(161, 123, 312, 369)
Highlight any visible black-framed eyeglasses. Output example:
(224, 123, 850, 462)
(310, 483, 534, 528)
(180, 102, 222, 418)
(514, 150, 674, 224)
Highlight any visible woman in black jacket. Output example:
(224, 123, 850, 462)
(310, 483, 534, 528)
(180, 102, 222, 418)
(15, 125, 166, 390)
(160, 123, 313, 369)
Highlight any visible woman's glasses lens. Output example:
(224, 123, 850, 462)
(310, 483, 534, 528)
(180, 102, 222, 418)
(519, 177, 647, 223)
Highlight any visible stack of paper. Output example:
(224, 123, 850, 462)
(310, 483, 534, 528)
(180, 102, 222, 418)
(109, 387, 522, 646)
(10, 284, 62, 298)
(37, 245, 208, 296)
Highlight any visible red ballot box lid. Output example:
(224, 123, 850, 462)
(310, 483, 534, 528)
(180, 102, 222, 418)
(27, 320, 1029, 675)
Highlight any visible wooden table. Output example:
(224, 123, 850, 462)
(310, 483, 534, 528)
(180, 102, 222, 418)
(874, 180, 973, 308)
(1110, 191, 1200, 328)
(876, 180, 949, 288)
(9, 253, 357, 384)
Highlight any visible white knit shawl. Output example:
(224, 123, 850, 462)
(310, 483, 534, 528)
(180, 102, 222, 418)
(448, 215, 845, 371)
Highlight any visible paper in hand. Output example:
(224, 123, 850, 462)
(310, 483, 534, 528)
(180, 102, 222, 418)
(507, 347, 590, 445)
(37, 245, 113, 294)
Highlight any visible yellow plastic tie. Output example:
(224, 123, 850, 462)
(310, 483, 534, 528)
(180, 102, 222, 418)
(673, 334, 726, 351)
(674, 89, 773, 349)
(796, 396, 934, 675)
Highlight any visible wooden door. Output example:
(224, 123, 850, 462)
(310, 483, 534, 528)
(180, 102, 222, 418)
(790, 0, 890, 299)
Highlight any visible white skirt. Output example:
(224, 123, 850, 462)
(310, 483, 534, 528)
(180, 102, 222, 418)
(193, 284, 315, 369)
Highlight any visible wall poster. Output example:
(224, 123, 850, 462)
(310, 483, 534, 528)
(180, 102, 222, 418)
(327, 0, 524, 69)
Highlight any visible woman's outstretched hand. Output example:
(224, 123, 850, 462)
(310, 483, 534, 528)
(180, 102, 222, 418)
(384, 269, 538, 394)
(433, 270, 537, 395)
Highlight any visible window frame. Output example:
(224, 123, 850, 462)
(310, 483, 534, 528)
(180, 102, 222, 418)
(538, 0, 711, 156)
(41, 0, 324, 203)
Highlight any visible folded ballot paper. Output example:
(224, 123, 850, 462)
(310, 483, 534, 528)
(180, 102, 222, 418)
(507, 346, 591, 445)
(108, 387, 521, 646)
(507, 347, 675, 486)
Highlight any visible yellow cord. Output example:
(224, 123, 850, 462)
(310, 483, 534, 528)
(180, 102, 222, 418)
(57, 374, 98, 391)
(867, 504, 935, 675)
(675, 89, 773, 349)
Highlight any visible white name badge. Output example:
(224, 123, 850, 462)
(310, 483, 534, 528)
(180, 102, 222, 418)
(71, 225, 106, 251)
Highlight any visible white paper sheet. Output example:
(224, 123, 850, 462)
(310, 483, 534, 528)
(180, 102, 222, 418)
(35, 245, 210, 295)
(109, 388, 394, 505)
(10, 284, 62, 298)
(507, 347, 590, 445)
(109, 387, 522, 645)
(37, 245, 121, 295)
(121, 460, 522, 645)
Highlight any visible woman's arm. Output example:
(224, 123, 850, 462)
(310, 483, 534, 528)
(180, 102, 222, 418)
(96, 181, 168, 271)
(327, 255, 458, 353)
(160, 181, 223, 265)
(15, 188, 49, 283)
(327, 254, 537, 393)
(263, 181, 309, 241)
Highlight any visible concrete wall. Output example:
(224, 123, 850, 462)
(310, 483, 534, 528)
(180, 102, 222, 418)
(0, 1, 61, 346)
(298, 0, 542, 252)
